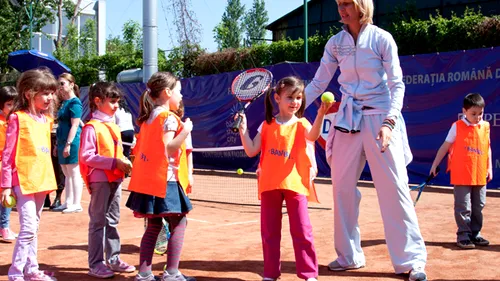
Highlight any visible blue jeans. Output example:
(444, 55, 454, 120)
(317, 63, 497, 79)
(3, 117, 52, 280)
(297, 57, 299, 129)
(0, 204, 12, 228)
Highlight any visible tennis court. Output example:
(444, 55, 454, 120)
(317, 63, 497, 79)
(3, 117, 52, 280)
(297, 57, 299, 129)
(1, 171, 500, 281)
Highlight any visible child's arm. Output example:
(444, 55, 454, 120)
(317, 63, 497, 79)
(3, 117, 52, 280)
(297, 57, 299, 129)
(237, 113, 261, 157)
(80, 125, 117, 170)
(487, 146, 493, 182)
(430, 141, 452, 175)
(165, 117, 192, 156)
(1, 114, 19, 201)
(306, 102, 333, 141)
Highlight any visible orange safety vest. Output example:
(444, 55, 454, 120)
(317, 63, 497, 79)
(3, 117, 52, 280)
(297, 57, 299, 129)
(448, 120, 490, 186)
(128, 111, 191, 197)
(80, 119, 124, 192)
(0, 114, 7, 161)
(171, 114, 191, 194)
(14, 111, 56, 194)
(258, 118, 319, 203)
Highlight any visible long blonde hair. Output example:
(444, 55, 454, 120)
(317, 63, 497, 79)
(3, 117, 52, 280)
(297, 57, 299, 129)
(10, 68, 57, 118)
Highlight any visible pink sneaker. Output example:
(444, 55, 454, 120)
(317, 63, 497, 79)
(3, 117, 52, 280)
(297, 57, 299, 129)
(88, 263, 115, 279)
(0, 228, 17, 242)
(107, 259, 136, 273)
(24, 271, 57, 281)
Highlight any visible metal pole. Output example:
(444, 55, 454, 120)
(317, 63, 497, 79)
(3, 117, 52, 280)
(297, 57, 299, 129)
(29, 0, 33, 49)
(304, 0, 308, 62)
(143, 0, 158, 82)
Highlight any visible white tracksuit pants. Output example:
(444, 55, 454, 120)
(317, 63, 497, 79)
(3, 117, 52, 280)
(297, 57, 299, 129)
(330, 114, 427, 274)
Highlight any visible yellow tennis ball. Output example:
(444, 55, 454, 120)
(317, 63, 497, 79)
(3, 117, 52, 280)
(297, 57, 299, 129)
(321, 91, 335, 103)
(236, 168, 243, 175)
(3, 195, 16, 208)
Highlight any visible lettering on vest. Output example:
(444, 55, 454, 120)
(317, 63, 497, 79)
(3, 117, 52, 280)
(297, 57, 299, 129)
(40, 146, 50, 154)
(269, 148, 293, 159)
(465, 146, 483, 155)
(140, 152, 149, 162)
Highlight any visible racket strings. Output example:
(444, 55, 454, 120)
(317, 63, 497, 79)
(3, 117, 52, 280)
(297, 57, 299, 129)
(233, 71, 272, 101)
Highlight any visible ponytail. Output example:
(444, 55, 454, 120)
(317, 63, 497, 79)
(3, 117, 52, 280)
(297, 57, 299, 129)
(136, 89, 154, 126)
(264, 87, 275, 124)
(73, 83, 80, 97)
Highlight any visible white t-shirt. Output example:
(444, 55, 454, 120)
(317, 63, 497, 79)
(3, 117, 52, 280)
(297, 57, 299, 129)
(257, 115, 311, 134)
(114, 107, 134, 132)
(445, 117, 485, 143)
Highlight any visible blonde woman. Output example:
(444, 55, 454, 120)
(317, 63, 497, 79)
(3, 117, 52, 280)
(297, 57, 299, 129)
(305, 1, 427, 281)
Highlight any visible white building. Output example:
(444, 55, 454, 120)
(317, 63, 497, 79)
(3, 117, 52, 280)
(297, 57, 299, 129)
(32, 0, 106, 56)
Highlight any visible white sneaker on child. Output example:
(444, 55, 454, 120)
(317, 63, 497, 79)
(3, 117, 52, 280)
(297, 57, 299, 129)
(409, 266, 427, 281)
(162, 270, 196, 281)
(24, 271, 57, 281)
(135, 273, 160, 281)
(0, 228, 17, 242)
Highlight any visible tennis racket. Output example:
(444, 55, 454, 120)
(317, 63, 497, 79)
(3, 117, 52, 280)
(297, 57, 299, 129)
(154, 218, 170, 255)
(410, 166, 440, 206)
(231, 68, 273, 133)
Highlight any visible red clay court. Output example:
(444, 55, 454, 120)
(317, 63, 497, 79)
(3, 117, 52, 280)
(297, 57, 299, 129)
(1, 174, 500, 281)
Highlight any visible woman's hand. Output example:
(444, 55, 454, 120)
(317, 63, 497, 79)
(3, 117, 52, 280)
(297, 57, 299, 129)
(376, 126, 392, 153)
(63, 144, 71, 158)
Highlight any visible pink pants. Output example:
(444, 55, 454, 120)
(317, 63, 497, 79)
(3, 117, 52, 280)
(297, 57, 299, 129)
(8, 186, 47, 279)
(261, 189, 318, 280)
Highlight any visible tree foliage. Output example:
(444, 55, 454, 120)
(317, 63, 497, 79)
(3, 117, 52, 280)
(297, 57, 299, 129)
(213, 0, 245, 50)
(0, 0, 58, 72)
(243, 0, 268, 47)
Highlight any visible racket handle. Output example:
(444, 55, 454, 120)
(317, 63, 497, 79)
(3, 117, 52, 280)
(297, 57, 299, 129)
(232, 115, 243, 133)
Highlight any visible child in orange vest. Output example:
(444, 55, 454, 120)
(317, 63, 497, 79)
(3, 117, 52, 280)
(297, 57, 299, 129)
(1, 69, 58, 281)
(430, 93, 492, 249)
(79, 82, 135, 279)
(126, 72, 194, 281)
(0, 86, 18, 242)
(237, 76, 332, 281)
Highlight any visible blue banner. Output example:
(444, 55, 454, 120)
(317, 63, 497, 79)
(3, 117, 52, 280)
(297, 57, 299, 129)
(80, 47, 500, 188)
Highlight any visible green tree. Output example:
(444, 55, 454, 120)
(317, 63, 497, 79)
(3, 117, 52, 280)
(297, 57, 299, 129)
(0, 0, 58, 72)
(243, 0, 268, 46)
(122, 20, 142, 53)
(80, 18, 97, 57)
(213, 0, 245, 50)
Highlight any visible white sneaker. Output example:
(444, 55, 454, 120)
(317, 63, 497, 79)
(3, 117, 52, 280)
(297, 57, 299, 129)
(62, 205, 83, 214)
(409, 266, 427, 281)
(162, 271, 195, 281)
(306, 278, 318, 281)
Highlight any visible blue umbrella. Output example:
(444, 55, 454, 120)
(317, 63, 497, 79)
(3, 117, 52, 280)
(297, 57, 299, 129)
(7, 49, 71, 77)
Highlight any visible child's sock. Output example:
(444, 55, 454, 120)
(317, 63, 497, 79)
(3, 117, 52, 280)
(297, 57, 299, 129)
(139, 218, 163, 273)
(165, 216, 187, 273)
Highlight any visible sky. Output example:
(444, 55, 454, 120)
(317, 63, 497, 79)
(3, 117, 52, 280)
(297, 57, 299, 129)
(105, 0, 305, 53)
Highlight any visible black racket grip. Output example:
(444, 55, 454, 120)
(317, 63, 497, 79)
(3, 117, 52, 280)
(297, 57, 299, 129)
(232, 115, 243, 133)
(427, 166, 441, 182)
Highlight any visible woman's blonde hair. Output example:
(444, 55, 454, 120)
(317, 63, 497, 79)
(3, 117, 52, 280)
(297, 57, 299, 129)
(337, 0, 374, 25)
